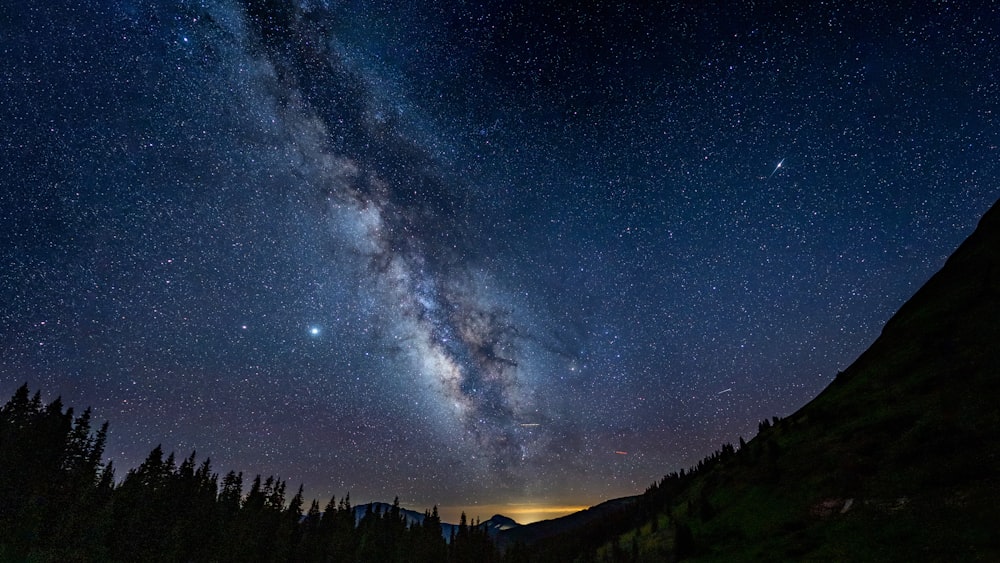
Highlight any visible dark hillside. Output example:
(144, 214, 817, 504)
(556, 199, 1000, 562)
(497, 496, 639, 556)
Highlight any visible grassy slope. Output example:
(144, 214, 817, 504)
(601, 199, 1000, 562)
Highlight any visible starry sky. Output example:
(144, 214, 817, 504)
(2, 1, 998, 523)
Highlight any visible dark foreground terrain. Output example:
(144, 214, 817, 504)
(3, 199, 998, 561)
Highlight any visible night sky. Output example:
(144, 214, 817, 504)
(2, 1, 998, 523)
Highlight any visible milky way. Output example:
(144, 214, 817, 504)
(224, 1, 550, 479)
(2, 0, 998, 517)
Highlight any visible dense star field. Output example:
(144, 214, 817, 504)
(2, 1, 998, 522)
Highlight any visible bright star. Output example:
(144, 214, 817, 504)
(309, 326, 321, 336)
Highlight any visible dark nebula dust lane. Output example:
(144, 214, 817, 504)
(230, 0, 546, 477)
(1, 0, 998, 516)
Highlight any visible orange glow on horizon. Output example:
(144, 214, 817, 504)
(438, 503, 591, 525)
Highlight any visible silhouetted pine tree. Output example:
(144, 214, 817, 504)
(451, 512, 496, 562)
(0, 385, 111, 559)
(277, 484, 305, 560)
(409, 505, 447, 562)
(1, 386, 508, 562)
(108, 445, 173, 560)
(323, 493, 357, 558)
(297, 499, 325, 561)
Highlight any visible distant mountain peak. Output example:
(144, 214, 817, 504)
(482, 514, 520, 535)
(352, 502, 521, 541)
(496, 198, 1000, 560)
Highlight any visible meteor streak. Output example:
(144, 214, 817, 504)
(769, 158, 785, 178)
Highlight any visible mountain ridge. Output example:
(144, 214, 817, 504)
(504, 197, 1000, 561)
(352, 502, 520, 541)
(3, 197, 996, 561)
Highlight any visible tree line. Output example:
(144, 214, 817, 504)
(0, 384, 499, 562)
